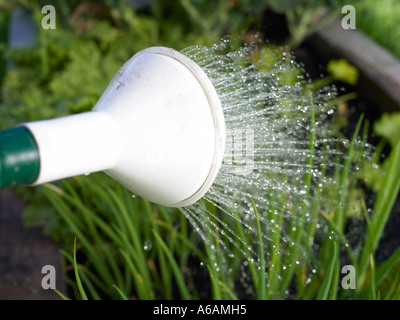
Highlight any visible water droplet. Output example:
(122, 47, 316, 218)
(143, 240, 153, 251)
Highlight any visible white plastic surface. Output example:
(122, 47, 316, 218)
(24, 47, 225, 207)
(24, 111, 121, 185)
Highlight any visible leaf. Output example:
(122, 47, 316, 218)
(73, 238, 88, 300)
(373, 112, 400, 147)
(152, 230, 191, 300)
(54, 289, 71, 300)
(327, 59, 359, 85)
(251, 198, 266, 300)
(317, 241, 339, 300)
(113, 284, 129, 300)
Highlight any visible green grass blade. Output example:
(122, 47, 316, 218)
(282, 93, 316, 294)
(266, 183, 286, 299)
(251, 198, 266, 300)
(54, 289, 71, 300)
(113, 284, 129, 300)
(358, 139, 400, 287)
(327, 261, 340, 300)
(390, 281, 400, 300)
(369, 254, 377, 300)
(335, 114, 364, 228)
(58, 181, 125, 290)
(73, 238, 88, 300)
(233, 209, 258, 289)
(375, 246, 400, 287)
(317, 241, 338, 300)
(78, 270, 102, 300)
(206, 264, 221, 300)
(153, 230, 191, 300)
(383, 274, 399, 300)
(119, 248, 151, 300)
(218, 281, 238, 300)
(60, 248, 109, 297)
(106, 187, 154, 294)
(43, 185, 115, 287)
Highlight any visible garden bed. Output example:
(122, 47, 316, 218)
(309, 17, 400, 113)
(1, 2, 400, 301)
(304, 17, 400, 263)
(269, 11, 400, 279)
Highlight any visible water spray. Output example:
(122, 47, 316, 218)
(0, 47, 226, 207)
(1, 39, 375, 298)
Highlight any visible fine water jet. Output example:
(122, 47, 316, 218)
(0, 47, 226, 207)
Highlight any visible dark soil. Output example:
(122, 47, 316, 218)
(0, 189, 65, 299)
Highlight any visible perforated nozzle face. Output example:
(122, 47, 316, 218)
(144, 47, 226, 207)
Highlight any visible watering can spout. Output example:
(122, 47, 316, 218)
(0, 47, 226, 207)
